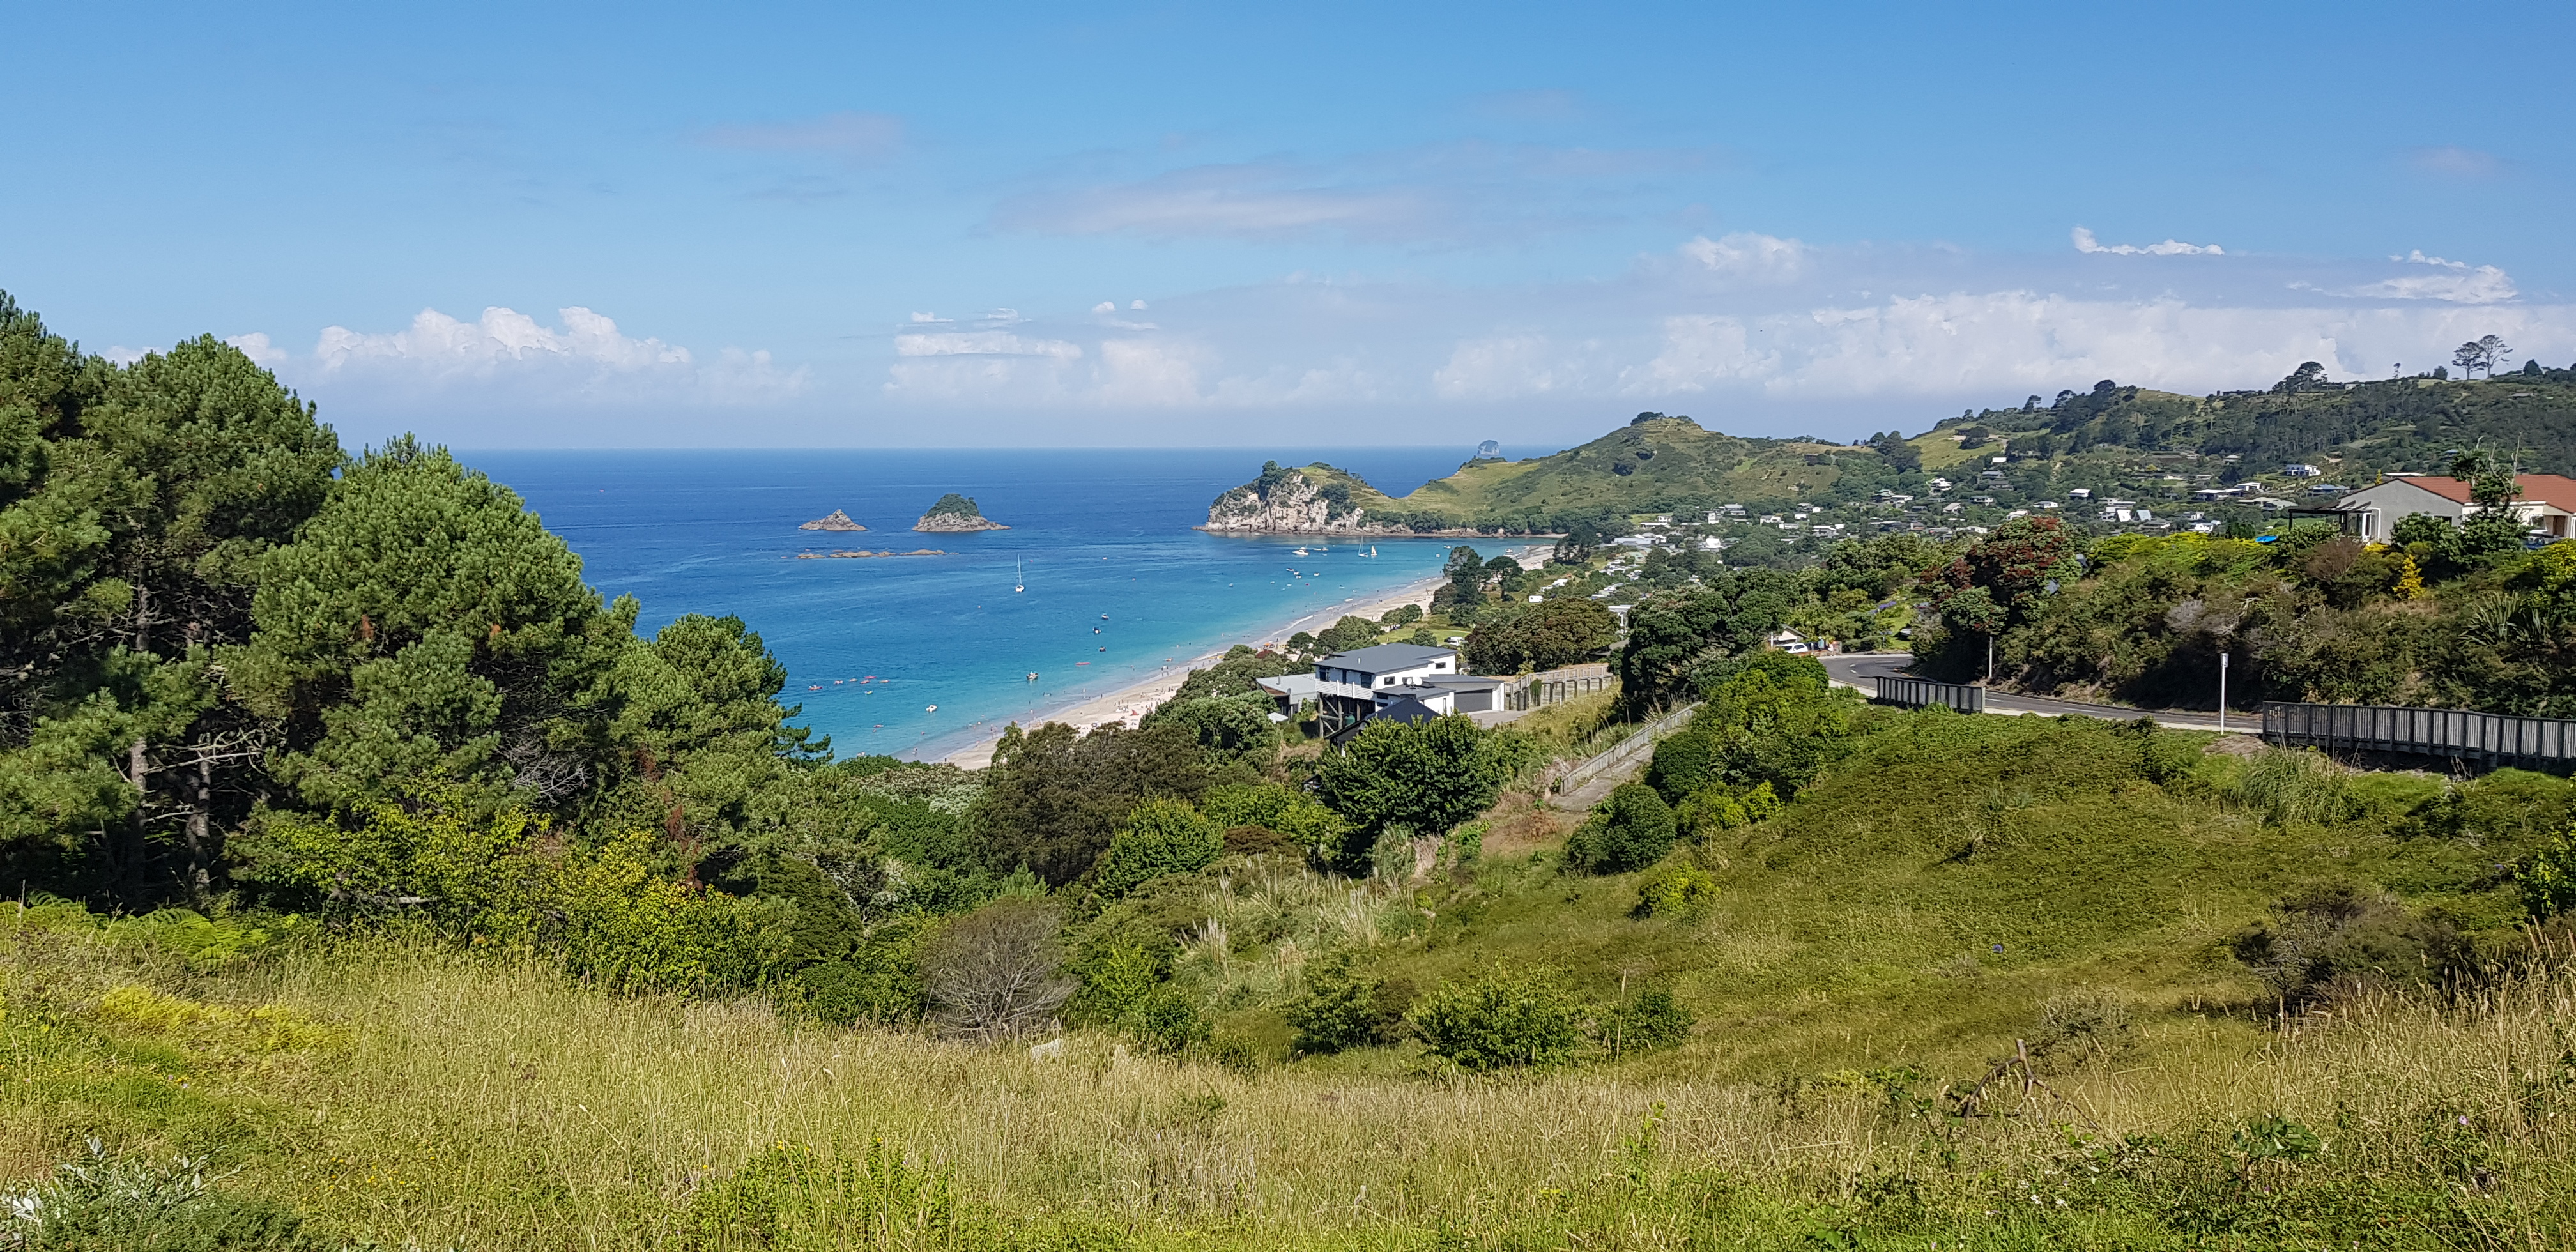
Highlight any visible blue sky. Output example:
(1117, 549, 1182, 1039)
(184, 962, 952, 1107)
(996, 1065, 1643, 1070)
(5, 1, 2570, 449)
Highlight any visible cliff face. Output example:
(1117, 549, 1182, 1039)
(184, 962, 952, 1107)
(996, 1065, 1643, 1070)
(1202, 465, 1407, 534)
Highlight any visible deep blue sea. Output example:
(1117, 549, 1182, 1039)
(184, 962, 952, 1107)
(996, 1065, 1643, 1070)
(466, 448, 1483, 762)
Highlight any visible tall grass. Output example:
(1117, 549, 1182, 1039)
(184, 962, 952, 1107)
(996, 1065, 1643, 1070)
(6, 928, 2573, 1248)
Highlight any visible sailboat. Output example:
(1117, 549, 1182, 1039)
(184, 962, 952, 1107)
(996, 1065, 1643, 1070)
(1013, 557, 1024, 593)
(1365, 546, 1378, 558)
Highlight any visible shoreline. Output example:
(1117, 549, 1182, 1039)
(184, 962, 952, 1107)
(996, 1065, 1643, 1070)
(928, 544, 1547, 768)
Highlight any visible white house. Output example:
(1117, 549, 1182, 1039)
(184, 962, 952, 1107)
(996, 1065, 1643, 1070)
(2308, 474, 2576, 544)
(1260, 643, 1508, 738)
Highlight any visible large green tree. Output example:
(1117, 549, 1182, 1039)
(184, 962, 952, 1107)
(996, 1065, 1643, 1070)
(231, 437, 629, 816)
(0, 299, 341, 897)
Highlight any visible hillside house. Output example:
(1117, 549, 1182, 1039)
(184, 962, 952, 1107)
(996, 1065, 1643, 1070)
(2306, 474, 2576, 543)
(1257, 643, 1506, 738)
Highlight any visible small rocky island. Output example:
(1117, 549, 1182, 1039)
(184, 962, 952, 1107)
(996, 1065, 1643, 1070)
(913, 493, 1009, 533)
(799, 509, 866, 531)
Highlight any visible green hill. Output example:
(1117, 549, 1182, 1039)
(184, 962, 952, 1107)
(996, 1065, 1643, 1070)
(1215, 415, 1905, 533)
(1213, 364, 2576, 538)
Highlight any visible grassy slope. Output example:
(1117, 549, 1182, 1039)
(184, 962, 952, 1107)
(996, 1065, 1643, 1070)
(6, 712, 2571, 1248)
(1346, 711, 2501, 1083)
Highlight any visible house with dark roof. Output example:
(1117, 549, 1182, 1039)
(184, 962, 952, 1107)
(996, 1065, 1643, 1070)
(2306, 474, 2576, 543)
(1256, 642, 1506, 738)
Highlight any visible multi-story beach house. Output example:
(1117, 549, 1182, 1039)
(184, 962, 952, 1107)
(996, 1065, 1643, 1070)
(1255, 642, 1505, 740)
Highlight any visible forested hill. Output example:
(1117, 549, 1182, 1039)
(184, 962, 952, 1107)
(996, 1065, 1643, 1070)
(1938, 364, 2576, 479)
(1212, 361, 2576, 535)
(1209, 415, 1910, 534)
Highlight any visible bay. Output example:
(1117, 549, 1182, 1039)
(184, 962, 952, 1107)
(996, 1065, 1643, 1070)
(464, 447, 1487, 762)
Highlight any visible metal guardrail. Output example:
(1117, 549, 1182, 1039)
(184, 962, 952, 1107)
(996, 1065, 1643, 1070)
(1873, 676, 1986, 714)
(2262, 702, 2576, 767)
(1554, 702, 1699, 795)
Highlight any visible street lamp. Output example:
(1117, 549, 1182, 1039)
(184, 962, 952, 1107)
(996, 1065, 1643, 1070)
(2218, 652, 2228, 731)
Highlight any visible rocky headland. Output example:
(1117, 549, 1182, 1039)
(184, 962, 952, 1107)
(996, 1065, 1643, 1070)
(799, 509, 866, 531)
(914, 493, 1009, 533)
(1201, 462, 1414, 535)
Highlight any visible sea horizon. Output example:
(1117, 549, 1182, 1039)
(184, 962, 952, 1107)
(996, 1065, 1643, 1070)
(466, 447, 1498, 763)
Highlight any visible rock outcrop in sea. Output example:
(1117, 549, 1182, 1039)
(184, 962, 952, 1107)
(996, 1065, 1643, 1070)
(913, 493, 1009, 533)
(799, 509, 866, 531)
(1202, 462, 1411, 535)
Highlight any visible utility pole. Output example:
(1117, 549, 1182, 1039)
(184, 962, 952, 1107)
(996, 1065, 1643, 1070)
(1985, 631, 1995, 685)
(2218, 652, 2228, 731)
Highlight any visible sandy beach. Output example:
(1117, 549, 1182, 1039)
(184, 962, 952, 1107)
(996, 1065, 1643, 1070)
(935, 544, 1547, 768)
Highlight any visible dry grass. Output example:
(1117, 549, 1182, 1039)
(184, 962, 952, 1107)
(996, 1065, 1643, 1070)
(7, 926, 2573, 1248)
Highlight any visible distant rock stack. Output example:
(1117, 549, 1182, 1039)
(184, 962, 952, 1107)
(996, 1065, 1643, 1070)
(799, 509, 866, 532)
(913, 493, 1009, 533)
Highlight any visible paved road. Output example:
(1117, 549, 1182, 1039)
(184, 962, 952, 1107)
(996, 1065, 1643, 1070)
(1820, 653, 2251, 733)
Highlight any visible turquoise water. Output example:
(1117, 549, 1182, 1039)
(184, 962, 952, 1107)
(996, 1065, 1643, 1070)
(467, 448, 1481, 761)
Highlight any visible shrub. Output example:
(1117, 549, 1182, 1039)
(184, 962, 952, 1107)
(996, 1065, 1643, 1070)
(2229, 883, 2463, 1007)
(1634, 864, 1719, 920)
(1566, 783, 1678, 873)
(0, 1141, 323, 1251)
(2030, 988, 2139, 1064)
(1202, 783, 1350, 864)
(2518, 830, 2576, 919)
(1068, 939, 1165, 1025)
(1285, 954, 1414, 1053)
(1126, 984, 1212, 1053)
(795, 919, 930, 1027)
(1368, 824, 1420, 882)
(1314, 716, 1534, 869)
(1409, 970, 1586, 1071)
(1091, 798, 1223, 899)
(2236, 748, 2354, 825)
(1595, 986, 1695, 1058)
(922, 897, 1072, 1041)
(1674, 781, 1779, 837)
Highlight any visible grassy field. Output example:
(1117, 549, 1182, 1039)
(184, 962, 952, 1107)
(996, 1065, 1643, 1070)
(6, 712, 2574, 1248)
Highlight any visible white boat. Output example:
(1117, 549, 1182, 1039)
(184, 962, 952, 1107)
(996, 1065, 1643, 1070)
(1292, 547, 1310, 556)
(1013, 557, 1024, 593)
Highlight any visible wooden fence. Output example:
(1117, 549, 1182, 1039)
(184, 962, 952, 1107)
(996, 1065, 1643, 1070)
(1505, 673, 1616, 712)
(1873, 676, 1986, 714)
(2262, 701, 2576, 767)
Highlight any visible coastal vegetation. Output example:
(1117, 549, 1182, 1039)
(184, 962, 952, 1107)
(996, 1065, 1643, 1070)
(7, 291, 2576, 1246)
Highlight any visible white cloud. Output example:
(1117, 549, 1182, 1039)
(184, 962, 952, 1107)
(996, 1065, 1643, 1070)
(101, 345, 155, 365)
(1097, 339, 1206, 406)
(1680, 233, 1809, 283)
(1091, 301, 1117, 314)
(2072, 226, 2223, 256)
(277, 305, 806, 406)
(2339, 250, 2518, 303)
(908, 312, 951, 323)
(1130, 300, 1149, 310)
(224, 332, 287, 367)
(893, 330, 1081, 360)
(1434, 335, 1600, 399)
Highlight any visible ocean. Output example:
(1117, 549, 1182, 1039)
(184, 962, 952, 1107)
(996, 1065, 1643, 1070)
(465, 448, 1489, 762)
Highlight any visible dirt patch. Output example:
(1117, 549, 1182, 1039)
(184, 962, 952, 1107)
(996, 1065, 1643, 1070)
(2204, 733, 2267, 758)
(1478, 788, 1574, 857)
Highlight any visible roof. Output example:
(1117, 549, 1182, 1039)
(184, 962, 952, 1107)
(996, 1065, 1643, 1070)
(2373, 474, 2576, 512)
(1329, 695, 1446, 744)
(1317, 643, 1455, 672)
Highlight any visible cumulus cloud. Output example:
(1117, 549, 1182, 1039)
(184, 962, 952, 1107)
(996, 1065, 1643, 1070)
(2337, 250, 2518, 304)
(2073, 227, 2223, 256)
(1680, 233, 1809, 283)
(696, 111, 905, 165)
(273, 305, 806, 406)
